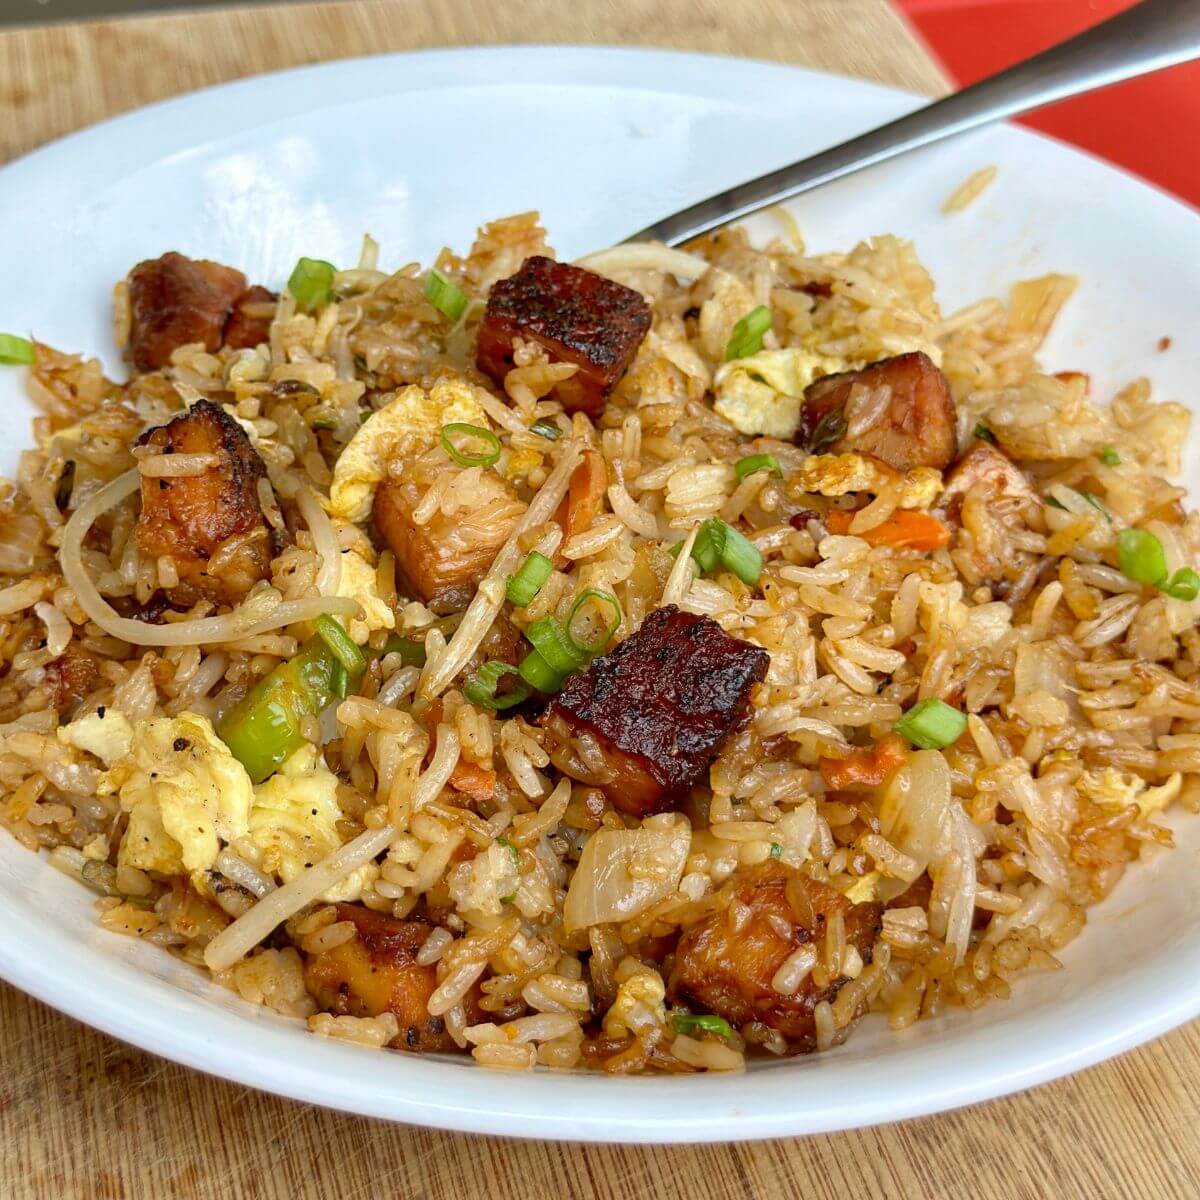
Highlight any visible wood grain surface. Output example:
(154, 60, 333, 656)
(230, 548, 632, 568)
(1, 3, 1197, 1198)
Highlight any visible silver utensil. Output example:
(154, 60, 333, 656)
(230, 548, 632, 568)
(628, 0, 1200, 246)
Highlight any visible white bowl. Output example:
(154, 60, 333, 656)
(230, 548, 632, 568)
(0, 46, 1197, 1143)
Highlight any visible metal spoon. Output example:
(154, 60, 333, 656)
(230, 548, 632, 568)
(628, 0, 1200, 246)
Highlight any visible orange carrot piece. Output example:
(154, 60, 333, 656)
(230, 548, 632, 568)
(553, 449, 607, 569)
(827, 509, 949, 551)
(820, 733, 908, 791)
(448, 760, 498, 804)
(420, 701, 497, 802)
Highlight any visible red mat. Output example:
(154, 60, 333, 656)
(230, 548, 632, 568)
(896, 0, 1200, 207)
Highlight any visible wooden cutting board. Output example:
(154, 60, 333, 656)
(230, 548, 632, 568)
(1, 3, 1198, 1197)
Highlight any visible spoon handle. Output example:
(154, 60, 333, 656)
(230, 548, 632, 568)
(627, 0, 1200, 247)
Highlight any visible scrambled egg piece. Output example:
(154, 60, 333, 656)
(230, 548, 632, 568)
(334, 548, 395, 643)
(100, 713, 253, 875)
(330, 376, 489, 523)
(713, 348, 850, 438)
(603, 963, 667, 1039)
(841, 871, 880, 905)
(248, 745, 377, 902)
(1079, 768, 1182, 820)
(58, 707, 135, 767)
(798, 453, 943, 509)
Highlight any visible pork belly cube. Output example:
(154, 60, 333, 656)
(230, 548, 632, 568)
(543, 606, 769, 817)
(799, 351, 957, 472)
(126, 252, 248, 372)
(373, 468, 527, 612)
(668, 863, 883, 1051)
(135, 399, 273, 605)
(303, 905, 472, 1052)
(476, 256, 651, 416)
(222, 284, 277, 351)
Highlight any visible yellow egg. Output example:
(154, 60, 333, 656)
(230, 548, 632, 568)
(58, 706, 135, 766)
(713, 348, 850, 438)
(329, 375, 489, 524)
(248, 745, 377, 902)
(333, 548, 395, 643)
(99, 713, 253, 875)
(797, 453, 943, 509)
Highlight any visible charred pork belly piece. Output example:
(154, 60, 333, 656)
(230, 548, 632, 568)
(476, 256, 651, 417)
(372, 468, 526, 613)
(799, 351, 957, 472)
(222, 284, 277, 351)
(134, 399, 273, 605)
(543, 606, 769, 817)
(668, 863, 883, 1052)
(126, 252, 249, 372)
(303, 905, 472, 1052)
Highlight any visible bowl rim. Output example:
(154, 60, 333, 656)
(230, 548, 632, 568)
(1, 42, 1198, 1143)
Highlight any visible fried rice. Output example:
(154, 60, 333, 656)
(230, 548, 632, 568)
(0, 207, 1196, 1074)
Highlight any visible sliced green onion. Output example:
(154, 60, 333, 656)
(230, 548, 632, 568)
(330, 661, 349, 700)
(0, 334, 35, 365)
(525, 616, 585, 675)
(517, 647, 567, 694)
(1099, 446, 1121, 466)
(724, 306, 772, 361)
(973, 424, 996, 443)
(287, 257, 336, 312)
(565, 589, 622, 656)
(380, 635, 426, 667)
(315, 615, 367, 677)
(464, 660, 531, 711)
(506, 551, 554, 607)
(310, 416, 338, 432)
(734, 453, 782, 481)
(689, 522, 724, 573)
(672, 1013, 734, 1039)
(440, 422, 501, 468)
(1045, 496, 1068, 512)
(680, 519, 762, 586)
(496, 835, 520, 867)
(1117, 528, 1169, 587)
(808, 407, 847, 454)
(530, 419, 562, 442)
(769, 843, 783, 859)
(893, 698, 967, 751)
(217, 638, 344, 783)
(1164, 567, 1200, 602)
(1078, 491, 1110, 520)
(424, 268, 469, 322)
(718, 525, 763, 586)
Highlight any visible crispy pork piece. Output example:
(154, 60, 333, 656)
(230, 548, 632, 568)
(543, 606, 769, 817)
(476, 256, 651, 416)
(799, 351, 957, 472)
(668, 863, 883, 1051)
(303, 905, 466, 1052)
(372, 468, 526, 613)
(222, 285, 277, 351)
(134, 399, 273, 605)
(126, 252, 248, 372)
